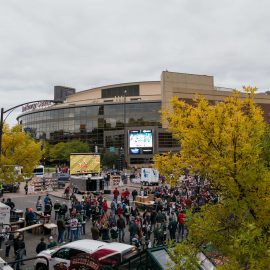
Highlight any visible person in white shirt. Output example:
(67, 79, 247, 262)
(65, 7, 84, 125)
(70, 215, 78, 242)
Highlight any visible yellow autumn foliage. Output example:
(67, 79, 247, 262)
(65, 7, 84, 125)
(155, 87, 270, 269)
(0, 123, 42, 183)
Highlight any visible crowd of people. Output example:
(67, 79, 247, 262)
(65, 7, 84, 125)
(0, 174, 217, 269)
(44, 174, 217, 249)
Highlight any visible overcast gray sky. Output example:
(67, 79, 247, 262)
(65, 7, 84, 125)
(1, 0, 270, 125)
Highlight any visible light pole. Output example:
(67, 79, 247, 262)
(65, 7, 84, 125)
(123, 90, 127, 169)
(0, 100, 62, 162)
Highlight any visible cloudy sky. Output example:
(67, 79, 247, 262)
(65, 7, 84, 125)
(1, 0, 270, 125)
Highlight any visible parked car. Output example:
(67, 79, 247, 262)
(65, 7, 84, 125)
(3, 182, 20, 193)
(0, 256, 14, 270)
(34, 239, 137, 270)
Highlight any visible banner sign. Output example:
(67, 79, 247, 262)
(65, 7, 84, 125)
(69, 253, 101, 270)
(22, 101, 55, 112)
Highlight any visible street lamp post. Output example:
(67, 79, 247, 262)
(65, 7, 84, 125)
(123, 90, 127, 169)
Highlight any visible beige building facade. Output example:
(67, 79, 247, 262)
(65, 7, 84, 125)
(18, 71, 270, 167)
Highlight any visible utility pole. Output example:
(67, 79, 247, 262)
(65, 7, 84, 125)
(123, 90, 127, 169)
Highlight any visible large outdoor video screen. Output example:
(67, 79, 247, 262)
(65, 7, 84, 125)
(70, 154, 100, 175)
(129, 130, 153, 148)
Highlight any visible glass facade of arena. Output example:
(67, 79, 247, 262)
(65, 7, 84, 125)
(18, 101, 180, 164)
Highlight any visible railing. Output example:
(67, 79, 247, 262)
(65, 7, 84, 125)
(6, 256, 49, 270)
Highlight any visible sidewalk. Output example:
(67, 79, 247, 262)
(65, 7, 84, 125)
(48, 181, 141, 206)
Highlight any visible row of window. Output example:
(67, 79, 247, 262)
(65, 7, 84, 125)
(19, 102, 160, 123)
(21, 114, 160, 126)
(101, 85, 139, 98)
(22, 118, 160, 136)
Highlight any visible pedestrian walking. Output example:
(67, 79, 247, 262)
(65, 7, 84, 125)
(131, 189, 138, 202)
(36, 196, 42, 211)
(24, 183, 28, 195)
(117, 215, 126, 243)
(53, 200, 61, 220)
(113, 187, 119, 202)
(70, 215, 78, 242)
(91, 222, 100, 240)
(57, 219, 65, 244)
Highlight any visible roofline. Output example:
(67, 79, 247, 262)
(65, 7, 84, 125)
(68, 80, 160, 97)
(162, 70, 213, 78)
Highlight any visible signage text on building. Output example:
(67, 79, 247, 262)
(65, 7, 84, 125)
(22, 101, 55, 112)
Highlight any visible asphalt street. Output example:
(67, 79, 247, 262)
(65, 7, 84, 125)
(0, 194, 72, 270)
(0, 188, 140, 270)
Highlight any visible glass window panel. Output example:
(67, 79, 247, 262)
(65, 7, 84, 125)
(68, 109, 74, 118)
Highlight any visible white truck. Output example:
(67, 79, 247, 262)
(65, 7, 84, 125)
(0, 202, 10, 226)
(140, 168, 159, 186)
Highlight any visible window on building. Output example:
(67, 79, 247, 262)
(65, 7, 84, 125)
(158, 132, 179, 148)
(101, 85, 139, 98)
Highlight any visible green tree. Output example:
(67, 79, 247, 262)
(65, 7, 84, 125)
(0, 124, 42, 183)
(154, 87, 270, 269)
(49, 140, 90, 163)
(101, 152, 118, 169)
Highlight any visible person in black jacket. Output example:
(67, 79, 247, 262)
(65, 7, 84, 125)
(12, 235, 26, 270)
(5, 229, 14, 258)
(5, 198, 15, 210)
(44, 200, 52, 216)
(117, 215, 126, 243)
(59, 202, 68, 220)
(131, 189, 138, 201)
(53, 200, 61, 220)
(36, 237, 47, 254)
(57, 219, 65, 244)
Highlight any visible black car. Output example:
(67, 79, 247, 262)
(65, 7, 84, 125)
(3, 183, 20, 193)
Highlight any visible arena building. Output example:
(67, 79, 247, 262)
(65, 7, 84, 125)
(17, 71, 270, 166)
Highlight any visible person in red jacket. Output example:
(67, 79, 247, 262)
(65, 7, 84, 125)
(102, 199, 108, 214)
(117, 204, 123, 217)
(113, 188, 120, 202)
(124, 188, 130, 199)
(178, 210, 185, 240)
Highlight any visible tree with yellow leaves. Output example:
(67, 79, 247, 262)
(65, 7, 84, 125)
(154, 87, 270, 269)
(0, 124, 42, 183)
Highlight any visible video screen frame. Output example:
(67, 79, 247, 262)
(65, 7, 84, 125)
(128, 130, 153, 155)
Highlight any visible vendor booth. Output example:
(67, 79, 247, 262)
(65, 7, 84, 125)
(70, 175, 104, 194)
(69, 153, 103, 194)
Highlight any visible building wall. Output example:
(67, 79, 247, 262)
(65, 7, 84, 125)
(17, 71, 270, 166)
(65, 81, 161, 105)
(161, 71, 270, 125)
